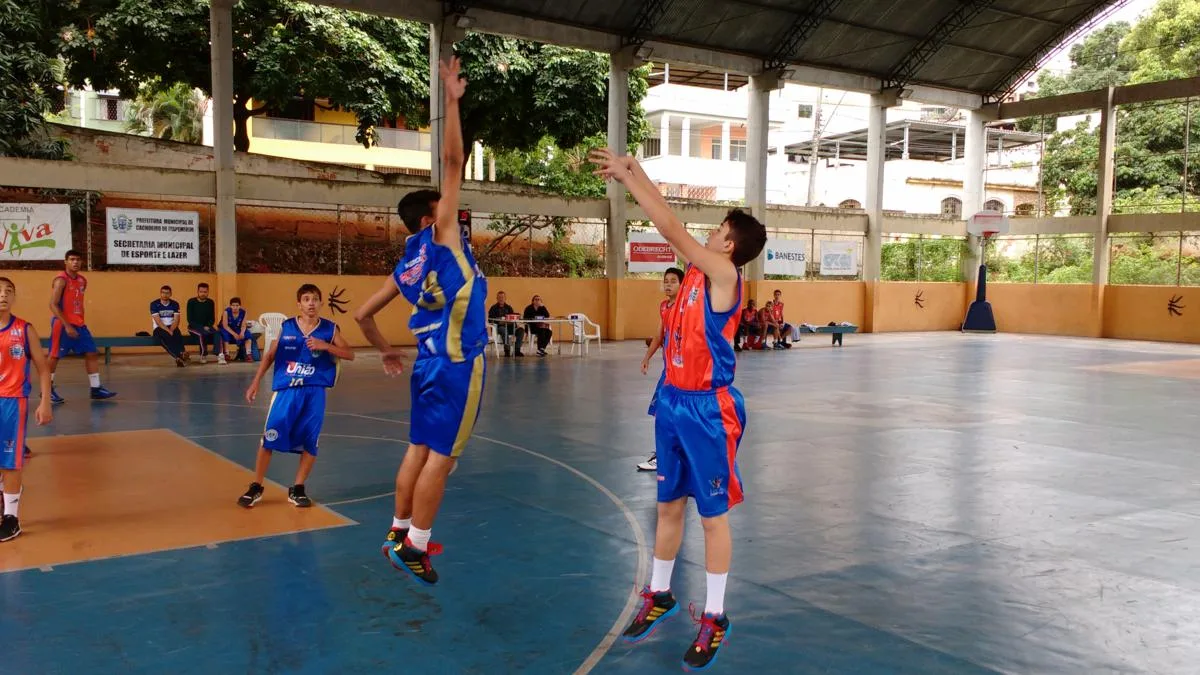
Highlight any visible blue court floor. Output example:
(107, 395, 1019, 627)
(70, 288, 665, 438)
(5, 332, 1200, 674)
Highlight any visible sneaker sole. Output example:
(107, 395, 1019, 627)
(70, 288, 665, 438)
(636, 464, 656, 472)
(681, 622, 732, 672)
(622, 602, 679, 644)
(387, 547, 437, 586)
(288, 498, 313, 507)
(0, 529, 21, 542)
(239, 493, 263, 508)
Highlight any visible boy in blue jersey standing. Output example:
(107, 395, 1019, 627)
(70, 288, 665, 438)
(237, 284, 354, 508)
(355, 56, 488, 585)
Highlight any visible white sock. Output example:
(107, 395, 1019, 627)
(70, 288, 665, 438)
(407, 526, 431, 552)
(392, 517, 411, 530)
(88, 373, 101, 388)
(3, 489, 20, 519)
(650, 557, 675, 592)
(50, 374, 55, 383)
(705, 572, 727, 616)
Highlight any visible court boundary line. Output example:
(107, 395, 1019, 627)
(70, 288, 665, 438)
(107, 400, 650, 675)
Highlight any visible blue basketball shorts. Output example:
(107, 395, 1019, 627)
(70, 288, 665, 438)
(0, 397, 29, 471)
(410, 353, 486, 458)
(654, 384, 746, 518)
(647, 369, 666, 416)
(50, 319, 97, 358)
(262, 386, 327, 456)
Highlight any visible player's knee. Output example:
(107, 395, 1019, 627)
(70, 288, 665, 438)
(657, 498, 687, 522)
(699, 512, 730, 533)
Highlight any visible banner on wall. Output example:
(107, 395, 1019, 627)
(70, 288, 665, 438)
(819, 240, 858, 276)
(0, 203, 73, 261)
(628, 231, 675, 273)
(763, 238, 809, 276)
(107, 207, 200, 266)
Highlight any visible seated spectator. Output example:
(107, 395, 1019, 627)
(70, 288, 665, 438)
(187, 282, 222, 364)
(734, 299, 762, 352)
(219, 296, 258, 362)
(150, 285, 187, 367)
(771, 289, 793, 349)
(523, 295, 552, 357)
(759, 300, 783, 350)
(487, 291, 525, 357)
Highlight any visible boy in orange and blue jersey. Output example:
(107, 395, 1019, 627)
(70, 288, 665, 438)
(0, 277, 55, 542)
(47, 249, 116, 403)
(593, 149, 766, 671)
(637, 266, 684, 472)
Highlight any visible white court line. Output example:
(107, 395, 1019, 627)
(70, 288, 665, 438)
(125, 399, 650, 675)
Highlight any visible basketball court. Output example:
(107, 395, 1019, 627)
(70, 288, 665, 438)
(3, 333, 1199, 674)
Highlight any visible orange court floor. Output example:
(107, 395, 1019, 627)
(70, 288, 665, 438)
(3, 333, 1200, 674)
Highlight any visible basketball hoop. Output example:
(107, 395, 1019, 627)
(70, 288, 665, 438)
(966, 210, 1010, 240)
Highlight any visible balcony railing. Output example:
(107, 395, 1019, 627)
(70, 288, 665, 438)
(252, 117, 431, 152)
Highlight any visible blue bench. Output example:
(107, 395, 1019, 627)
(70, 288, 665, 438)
(39, 334, 258, 364)
(799, 324, 858, 346)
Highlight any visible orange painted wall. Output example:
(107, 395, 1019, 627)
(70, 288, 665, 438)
(751, 281, 866, 327)
(989, 284, 1102, 337)
(0, 270, 216, 339)
(615, 278, 669, 339)
(872, 282, 966, 332)
(1104, 285, 1200, 344)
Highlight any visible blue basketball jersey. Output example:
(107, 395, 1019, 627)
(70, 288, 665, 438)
(271, 317, 339, 391)
(224, 307, 246, 332)
(392, 225, 488, 362)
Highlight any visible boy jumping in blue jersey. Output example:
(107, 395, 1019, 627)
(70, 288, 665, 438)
(354, 56, 488, 585)
(593, 148, 766, 671)
(237, 284, 354, 508)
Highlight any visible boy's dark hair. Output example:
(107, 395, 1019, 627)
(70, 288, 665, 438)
(397, 189, 442, 234)
(297, 283, 322, 301)
(197, 282, 209, 290)
(774, 288, 782, 294)
(65, 249, 82, 260)
(161, 285, 172, 292)
(230, 296, 242, 305)
(664, 266, 684, 282)
(0, 276, 15, 292)
(723, 208, 767, 268)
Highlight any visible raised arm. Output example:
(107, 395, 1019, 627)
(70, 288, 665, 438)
(592, 149, 737, 288)
(433, 56, 468, 249)
(353, 277, 405, 375)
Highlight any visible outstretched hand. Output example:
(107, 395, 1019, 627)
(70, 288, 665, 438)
(589, 148, 634, 183)
(441, 56, 467, 101)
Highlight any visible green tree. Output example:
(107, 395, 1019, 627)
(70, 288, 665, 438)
(126, 82, 209, 144)
(0, 0, 68, 159)
(59, 0, 429, 152)
(56, 2, 648, 159)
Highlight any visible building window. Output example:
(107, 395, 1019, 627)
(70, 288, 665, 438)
(710, 138, 721, 160)
(1015, 202, 1035, 216)
(643, 137, 662, 158)
(984, 199, 1005, 213)
(729, 139, 747, 162)
(797, 104, 813, 119)
(941, 197, 962, 218)
(838, 199, 861, 209)
(101, 97, 120, 121)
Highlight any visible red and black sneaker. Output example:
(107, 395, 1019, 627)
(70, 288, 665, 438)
(682, 605, 732, 671)
(388, 539, 439, 585)
(621, 586, 679, 643)
(381, 527, 443, 558)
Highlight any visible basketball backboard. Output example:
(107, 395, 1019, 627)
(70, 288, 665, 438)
(966, 210, 1010, 238)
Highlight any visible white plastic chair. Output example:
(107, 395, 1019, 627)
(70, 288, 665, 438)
(567, 313, 601, 355)
(487, 322, 502, 357)
(257, 312, 288, 352)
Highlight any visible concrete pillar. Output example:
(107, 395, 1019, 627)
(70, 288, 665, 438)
(720, 121, 731, 161)
(428, 21, 464, 189)
(744, 73, 777, 283)
(659, 113, 670, 156)
(1094, 87, 1116, 286)
(962, 109, 990, 278)
(606, 50, 635, 340)
(901, 123, 910, 160)
(473, 141, 484, 182)
(681, 116, 691, 158)
(863, 93, 891, 282)
(210, 0, 237, 301)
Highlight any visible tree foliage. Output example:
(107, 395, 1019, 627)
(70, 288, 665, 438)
(1025, 1, 1200, 215)
(59, 0, 428, 152)
(55, 2, 649, 158)
(125, 81, 209, 144)
(0, 0, 68, 159)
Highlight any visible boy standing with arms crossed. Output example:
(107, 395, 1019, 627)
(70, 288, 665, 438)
(593, 148, 765, 670)
(0, 277, 54, 541)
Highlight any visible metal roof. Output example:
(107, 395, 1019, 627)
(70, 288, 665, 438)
(783, 119, 1043, 161)
(313, 0, 1128, 104)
